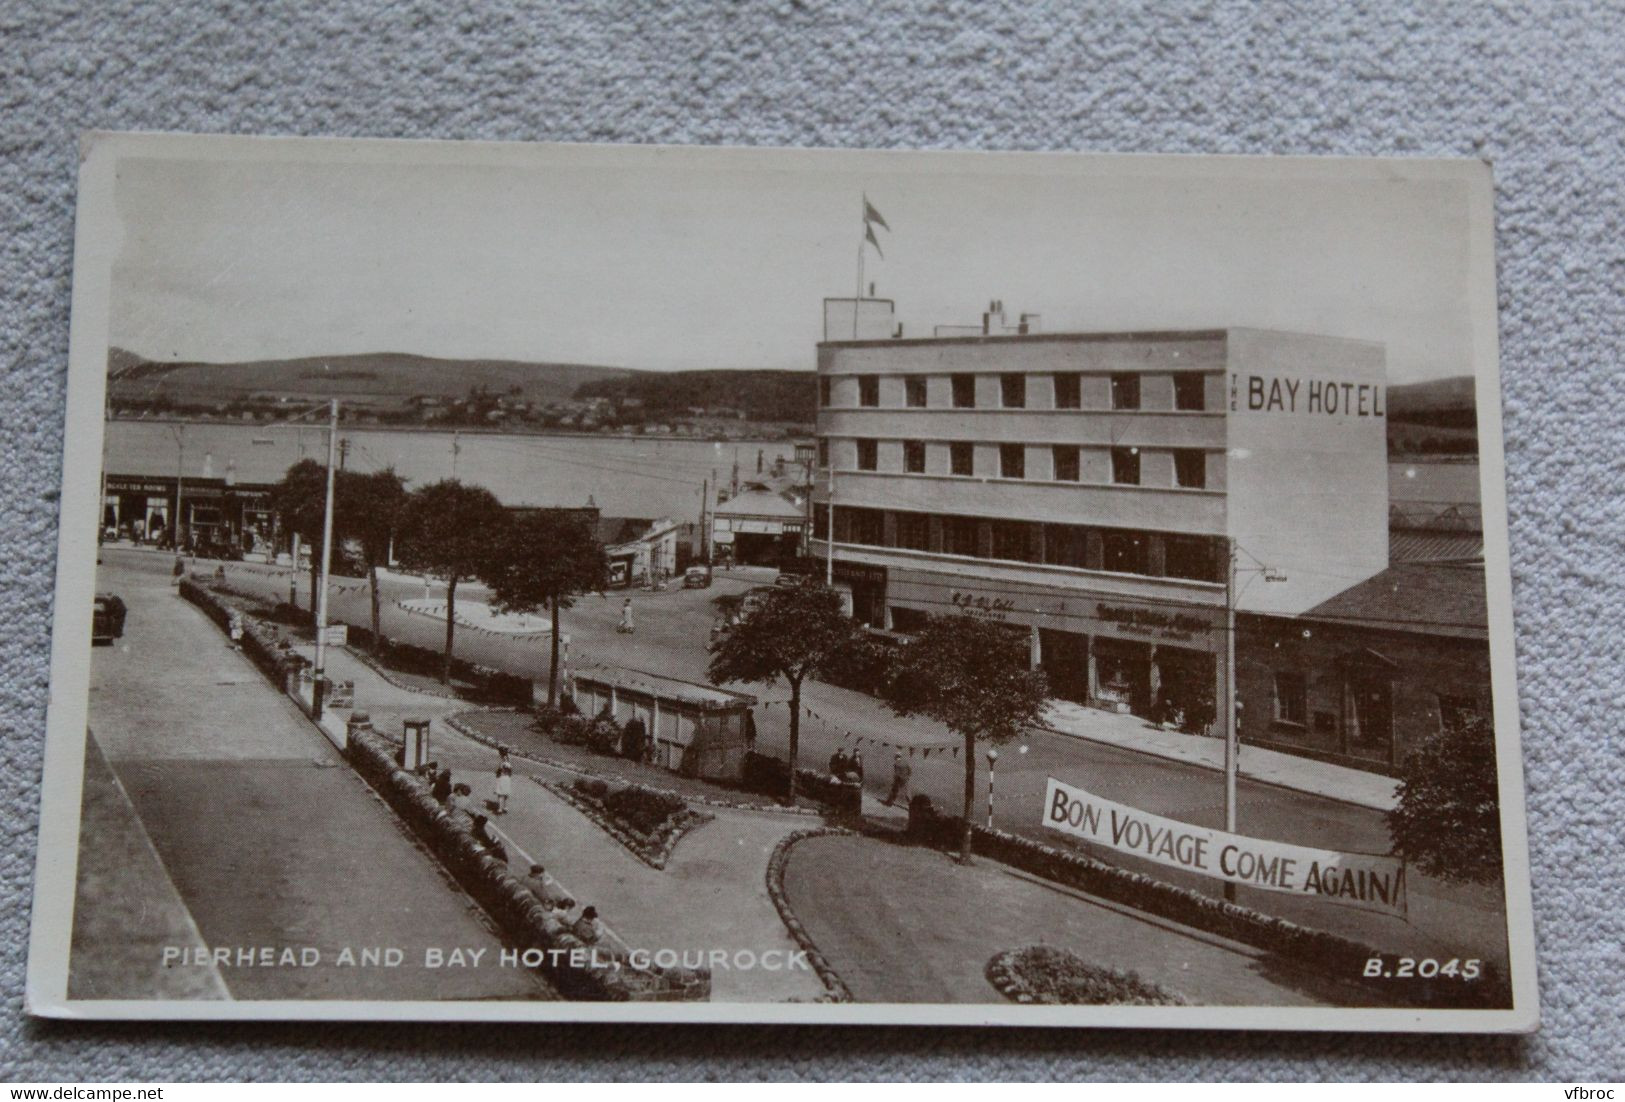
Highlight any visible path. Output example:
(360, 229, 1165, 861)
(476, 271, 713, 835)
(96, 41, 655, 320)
(84, 559, 552, 1002)
(780, 833, 1384, 1007)
(306, 641, 829, 1003)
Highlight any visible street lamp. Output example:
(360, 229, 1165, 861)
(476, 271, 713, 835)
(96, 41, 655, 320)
(985, 747, 999, 829)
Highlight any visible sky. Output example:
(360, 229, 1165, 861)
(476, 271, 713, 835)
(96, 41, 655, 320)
(108, 141, 1482, 384)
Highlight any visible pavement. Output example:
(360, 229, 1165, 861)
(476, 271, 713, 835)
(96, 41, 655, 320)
(82, 554, 553, 1002)
(122, 548, 1509, 973)
(1041, 700, 1400, 812)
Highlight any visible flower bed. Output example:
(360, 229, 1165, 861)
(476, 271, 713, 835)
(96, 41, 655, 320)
(346, 724, 709, 1002)
(907, 799, 1509, 1010)
(985, 946, 1186, 1006)
(544, 777, 714, 870)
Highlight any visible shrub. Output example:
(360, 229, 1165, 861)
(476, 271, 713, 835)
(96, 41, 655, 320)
(1387, 710, 1503, 884)
(573, 777, 610, 800)
(622, 717, 648, 761)
(601, 785, 686, 837)
(558, 694, 580, 716)
(531, 703, 563, 734)
(553, 714, 593, 747)
(587, 715, 623, 757)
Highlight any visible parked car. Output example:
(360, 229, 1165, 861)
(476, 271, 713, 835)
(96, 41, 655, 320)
(683, 565, 712, 589)
(91, 593, 127, 646)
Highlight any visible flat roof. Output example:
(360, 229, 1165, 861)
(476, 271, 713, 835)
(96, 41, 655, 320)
(818, 327, 1228, 351)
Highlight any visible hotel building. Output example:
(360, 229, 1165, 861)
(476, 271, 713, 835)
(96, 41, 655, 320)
(810, 299, 1392, 733)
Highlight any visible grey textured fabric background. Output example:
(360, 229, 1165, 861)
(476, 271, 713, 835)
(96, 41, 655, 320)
(3, 0, 1622, 1082)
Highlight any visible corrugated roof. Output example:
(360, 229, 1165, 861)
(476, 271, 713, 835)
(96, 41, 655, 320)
(1389, 530, 1484, 564)
(1304, 563, 1489, 639)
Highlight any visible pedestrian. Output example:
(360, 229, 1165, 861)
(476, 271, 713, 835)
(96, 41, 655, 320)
(886, 751, 912, 807)
(850, 749, 865, 784)
(828, 747, 847, 777)
(572, 905, 602, 944)
(227, 611, 244, 651)
(617, 597, 635, 634)
(171, 555, 185, 587)
(494, 754, 513, 816)
(451, 782, 472, 818)
(432, 767, 453, 806)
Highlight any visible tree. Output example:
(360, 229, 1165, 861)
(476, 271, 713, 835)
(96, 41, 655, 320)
(706, 580, 861, 805)
(883, 611, 1050, 862)
(395, 479, 509, 684)
(337, 468, 408, 655)
(481, 508, 607, 707)
(267, 459, 330, 629)
(1386, 710, 1503, 884)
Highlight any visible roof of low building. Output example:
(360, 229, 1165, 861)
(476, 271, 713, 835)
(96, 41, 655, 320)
(1389, 530, 1484, 564)
(1302, 562, 1489, 640)
(714, 485, 806, 519)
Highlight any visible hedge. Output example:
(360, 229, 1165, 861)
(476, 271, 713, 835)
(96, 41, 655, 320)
(907, 800, 1509, 1010)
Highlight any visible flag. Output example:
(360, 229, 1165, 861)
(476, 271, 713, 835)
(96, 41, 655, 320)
(864, 222, 884, 259)
(863, 197, 890, 232)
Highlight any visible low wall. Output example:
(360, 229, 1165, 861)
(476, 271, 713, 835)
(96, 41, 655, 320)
(906, 801, 1509, 1010)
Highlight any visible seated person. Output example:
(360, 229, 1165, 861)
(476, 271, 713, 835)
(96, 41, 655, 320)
(571, 905, 601, 944)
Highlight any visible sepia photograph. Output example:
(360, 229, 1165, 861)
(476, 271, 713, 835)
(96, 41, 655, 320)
(26, 133, 1535, 1029)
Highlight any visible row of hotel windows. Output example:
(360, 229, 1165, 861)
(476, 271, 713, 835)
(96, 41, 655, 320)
(820, 371, 1208, 411)
(818, 438, 1209, 489)
(813, 505, 1224, 583)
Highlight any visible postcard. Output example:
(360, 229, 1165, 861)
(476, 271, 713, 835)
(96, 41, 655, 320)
(27, 133, 1535, 1030)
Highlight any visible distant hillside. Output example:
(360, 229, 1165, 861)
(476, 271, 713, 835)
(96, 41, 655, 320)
(574, 369, 816, 424)
(1387, 375, 1478, 456)
(107, 349, 635, 406)
(1388, 375, 1477, 429)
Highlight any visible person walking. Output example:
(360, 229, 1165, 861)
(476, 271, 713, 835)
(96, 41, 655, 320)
(171, 554, 185, 587)
(886, 751, 912, 807)
(617, 597, 635, 634)
(494, 750, 513, 816)
(432, 767, 453, 806)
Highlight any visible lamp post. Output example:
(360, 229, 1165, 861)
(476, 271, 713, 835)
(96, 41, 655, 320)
(311, 398, 339, 721)
(985, 747, 999, 829)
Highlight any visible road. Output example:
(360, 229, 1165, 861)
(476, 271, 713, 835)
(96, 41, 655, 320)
(107, 546, 1511, 971)
(80, 553, 553, 1001)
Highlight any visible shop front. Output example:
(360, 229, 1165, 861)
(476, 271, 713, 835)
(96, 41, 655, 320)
(881, 565, 1225, 731)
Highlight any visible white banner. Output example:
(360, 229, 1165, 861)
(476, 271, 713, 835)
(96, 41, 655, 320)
(1042, 777, 1407, 917)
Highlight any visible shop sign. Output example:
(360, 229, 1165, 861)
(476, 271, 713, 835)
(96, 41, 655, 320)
(1043, 777, 1407, 917)
(1230, 372, 1386, 418)
(951, 591, 1014, 618)
(106, 478, 172, 495)
(833, 561, 886, 586)
(1094, 602, 1212, 642)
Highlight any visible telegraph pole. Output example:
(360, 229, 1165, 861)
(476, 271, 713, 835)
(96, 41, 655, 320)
(825, 466, 836, 586)
(171, 424, 186, 550)
(1223, 536, 1239, 902)
(700, 477, 709, 563)
(312, 399, 340, 721)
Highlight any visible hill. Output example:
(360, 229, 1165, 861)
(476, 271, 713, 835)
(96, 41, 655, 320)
(107, 349, 635, 407)
(573, 368, 816, 423)
(1386, 375, 1478, 456)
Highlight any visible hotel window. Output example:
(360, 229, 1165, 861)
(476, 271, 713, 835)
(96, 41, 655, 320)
(1173, 449, 1206, 489)
(944, 515, 980, 557)
(999, 444, 1025, 479)
(1274, 671, 1308, 726)
(1053, 372, 1081, 410)
(951, 373, 976, 409)
(904, 440, 926, 473)
(1110, 373, 1141, 411)
(1110, 446, 1140, 485)
(819, 376, 832, 407)
(897, 511, 930, 550)
(1000, 374, 1026, 409)
(1101, 531, 1147, 574)
(817, 437, 830, 468)
(991, 520, 1037, 562)
(1174, 373, 1206, 411)
(856, 439, 877, 471)
(859, 375, 880, 407)
(1163, 535, 1219, 582)
(950, 441, 974, 476)
(905, 377, 928, 408)
(1053, 445, 1080, 482)
(1043, 524, 1088, 568)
